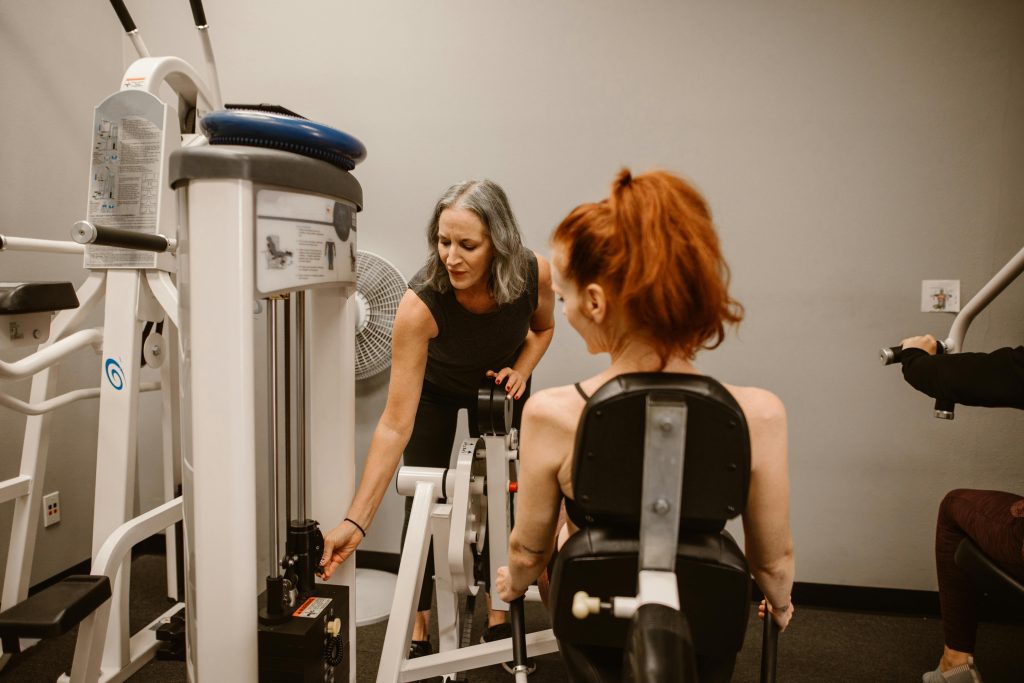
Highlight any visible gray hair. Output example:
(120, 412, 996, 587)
(423, 179, 529, 306)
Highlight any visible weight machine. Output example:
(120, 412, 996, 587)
(1, 1, 369, 680)
(377, 379, 558, 682)
(0, 0, 222, 678)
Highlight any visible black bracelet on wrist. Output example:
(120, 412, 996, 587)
(344, 517, 366, 538)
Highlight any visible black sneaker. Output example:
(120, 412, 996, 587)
(408, 639, 432, 659)
(480, 623, 537, 675)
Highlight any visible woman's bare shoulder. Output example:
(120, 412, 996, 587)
(394, 289, 438, 338)
(522, 385, 585, 433)
(722, 383, 786, 426)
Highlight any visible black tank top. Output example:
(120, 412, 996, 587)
(409, 250, 539, 395)
(565, 381, 591, 527)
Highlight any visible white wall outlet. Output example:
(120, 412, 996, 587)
(43, 491, 61, 527)
(921, 280, 960, 313)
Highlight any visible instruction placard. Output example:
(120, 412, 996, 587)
(84, 90, 169, 269)
(255, 189, 357, 296)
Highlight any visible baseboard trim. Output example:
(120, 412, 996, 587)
(764, 582, 941, 617)
(356, 550, 401, 574)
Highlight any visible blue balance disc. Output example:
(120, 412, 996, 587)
(201, 108, 367, 171)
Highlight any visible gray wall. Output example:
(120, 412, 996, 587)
(1, 0, 1022, 594)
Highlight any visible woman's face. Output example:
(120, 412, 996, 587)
(438, 208, 494, 293)
(552, 246, 600, 353)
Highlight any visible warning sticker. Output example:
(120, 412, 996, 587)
(292, 596, 332, 619)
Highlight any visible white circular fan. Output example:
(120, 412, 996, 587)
(355, 250, 406, 380)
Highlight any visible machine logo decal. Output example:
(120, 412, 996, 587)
(105, 358, 125, 390)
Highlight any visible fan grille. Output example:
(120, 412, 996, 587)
(355, 251, 407, 380)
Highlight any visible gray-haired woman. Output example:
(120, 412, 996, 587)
(320, 179, 555, 660)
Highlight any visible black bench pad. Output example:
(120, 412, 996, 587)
(0, 575, 111, 640)
(0, 282, 79, 315)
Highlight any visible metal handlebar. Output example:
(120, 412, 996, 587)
(107, 0, 136, 32)
(188, 0, 208, 27)
(71, 221, 176, 254)
(879, 339, 948, 366)
(760, 613, 779, 683)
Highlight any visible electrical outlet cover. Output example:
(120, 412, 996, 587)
(43, 491, 61, 527)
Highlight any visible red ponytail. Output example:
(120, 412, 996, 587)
(552, 169, 743, 364)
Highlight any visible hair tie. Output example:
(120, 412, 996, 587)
(344, 517, 367, 538)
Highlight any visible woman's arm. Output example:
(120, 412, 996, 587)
(321, 290, 436, 577)
(498, 391, 565, 600)
(900, 335, 1024, 409)
(741, 389, 795, 628)
(495, 254, 556, 399)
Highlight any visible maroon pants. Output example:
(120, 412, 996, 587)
(935, 488, 1024, 651)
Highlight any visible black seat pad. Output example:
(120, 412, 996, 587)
(0, 282, 78, 315)
(550, 526, 750, 658)
(0, 575, 110, 640)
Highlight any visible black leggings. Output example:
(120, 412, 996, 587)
(935, 488, 1024, 651)
(401, 378, 530, 613)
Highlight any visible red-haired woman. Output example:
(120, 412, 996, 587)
(496, 169, 795, 679)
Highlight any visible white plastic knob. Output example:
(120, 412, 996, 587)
(572, 591, 600, 620)
(326, 617, 342, 637)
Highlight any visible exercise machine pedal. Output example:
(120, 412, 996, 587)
(155, 605, 186, 661)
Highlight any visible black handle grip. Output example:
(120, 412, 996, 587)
(77, 224, 170, 253)
(934, 399, 956, 420)
(880, 340, 947, 366)
(188, 0, 208, 27)
(509, 597, 528, 673)
(881, 346, 903, 365)
(108, 0, 136, 32)
(760, 612, 779, 683)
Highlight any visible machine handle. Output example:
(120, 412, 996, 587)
(188, 0, 208, 27)
(760, 612, 779, 683)
(879, 339, 947, 366)
(72, 221, 175, 253)
(108, 0, 136, 32)
(509, 597, 530, 682)
(934, 399, 955, 420)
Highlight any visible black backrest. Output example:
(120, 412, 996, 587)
(571, 373, 750, 532)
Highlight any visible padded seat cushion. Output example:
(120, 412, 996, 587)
(0, 282, 78, 315)
(571, 373, 750, 530)
(0, 575, 110, 639)
(550, 526, 750, 658)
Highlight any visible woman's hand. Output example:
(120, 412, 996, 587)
(487, 368, 527, 400)
(901, 334, 938, 355)
(319, 520, 363, 580)
(758, 598, 794, 632)
(496, 565, 525, 602)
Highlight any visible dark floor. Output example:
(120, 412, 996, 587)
(1, 553, 1021, 682)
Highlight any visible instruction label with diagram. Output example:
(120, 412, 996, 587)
(255, 189, 357, 296)
(85, 89, 172, 269)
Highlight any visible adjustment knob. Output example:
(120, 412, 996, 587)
(572, 591, 600, 620)
(325, 617, 342, 637)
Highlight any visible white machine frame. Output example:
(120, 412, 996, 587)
(0, 30, 219, 682)
(377, 429, 558, 682)
(171, 146, 361, 681)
